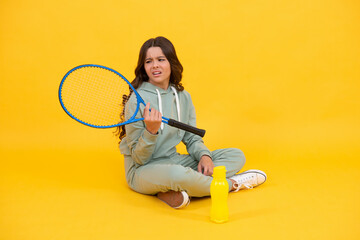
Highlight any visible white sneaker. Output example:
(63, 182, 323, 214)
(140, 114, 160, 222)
(230, 170, 267, 192)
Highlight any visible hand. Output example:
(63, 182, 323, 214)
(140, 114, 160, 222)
(143, 103, 162, 134)
(197, 155, 214, 176)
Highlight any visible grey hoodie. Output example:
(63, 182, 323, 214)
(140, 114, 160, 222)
(119, 82, 211, 179)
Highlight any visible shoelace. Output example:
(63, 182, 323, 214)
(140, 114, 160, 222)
(233, 175, 255, 192)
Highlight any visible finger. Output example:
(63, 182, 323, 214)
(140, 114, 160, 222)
(197, 163, 203, 173)
(206, 162, 215, 176)
(144, 103, 150, 118)
(203, 166, 207, 176)
(150, 109, 160, 121)
(207, 166, 213, 176)
(204, 166, 210, 176)
(150, 108, 158, 121)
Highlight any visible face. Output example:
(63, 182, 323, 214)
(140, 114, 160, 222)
(144, 47, 171, 90)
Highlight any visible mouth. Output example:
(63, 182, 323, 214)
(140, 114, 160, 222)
(152, 71, 162, 76)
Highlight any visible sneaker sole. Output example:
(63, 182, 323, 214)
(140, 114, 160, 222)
(174, 191, 190, 209)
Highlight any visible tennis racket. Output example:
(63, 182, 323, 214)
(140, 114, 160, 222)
(58, 64, 206, 137)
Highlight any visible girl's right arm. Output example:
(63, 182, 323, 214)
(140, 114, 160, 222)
(123, 97, 160, 165)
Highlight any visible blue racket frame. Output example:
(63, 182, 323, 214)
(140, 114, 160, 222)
(59, 64, 171, 128)
(59, 64, 206, 137)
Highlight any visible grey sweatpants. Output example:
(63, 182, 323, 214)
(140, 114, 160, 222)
(127, 148, 245, 197)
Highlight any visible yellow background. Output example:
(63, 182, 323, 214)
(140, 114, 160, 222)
(1, 0, 359, 239)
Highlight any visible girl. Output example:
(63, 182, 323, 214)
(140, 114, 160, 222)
(118, 36, 267, 209)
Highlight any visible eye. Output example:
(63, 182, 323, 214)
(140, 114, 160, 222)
(159, 58, 166, 61)
(145, 60, 151, 64)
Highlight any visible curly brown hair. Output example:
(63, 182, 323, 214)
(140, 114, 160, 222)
(116, 36, 184, 142)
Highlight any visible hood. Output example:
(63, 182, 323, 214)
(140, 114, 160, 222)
(139, 81, 173, 95)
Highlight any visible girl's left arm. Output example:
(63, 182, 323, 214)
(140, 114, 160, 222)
(182, 93, 212, 161)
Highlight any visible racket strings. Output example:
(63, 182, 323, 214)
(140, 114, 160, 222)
(60, 66, 130, 126)
(120, 89, 133, 122)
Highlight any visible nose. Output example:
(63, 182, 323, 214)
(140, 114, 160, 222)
(152, 60, 159, 68)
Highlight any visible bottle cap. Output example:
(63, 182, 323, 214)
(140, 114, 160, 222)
(212, 166, 226, 178)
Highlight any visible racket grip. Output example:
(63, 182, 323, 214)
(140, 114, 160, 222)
(167, 119, 206, 137)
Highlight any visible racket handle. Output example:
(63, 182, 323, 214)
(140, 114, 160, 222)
(167, 119, 206, 137)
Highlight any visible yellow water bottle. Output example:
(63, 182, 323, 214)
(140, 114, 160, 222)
(210, 166, 229, 223)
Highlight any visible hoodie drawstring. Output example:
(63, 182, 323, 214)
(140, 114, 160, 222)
(170, 86, 181, 123)
(155, 87, 181, 132)
(155, 88, 164, 131)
